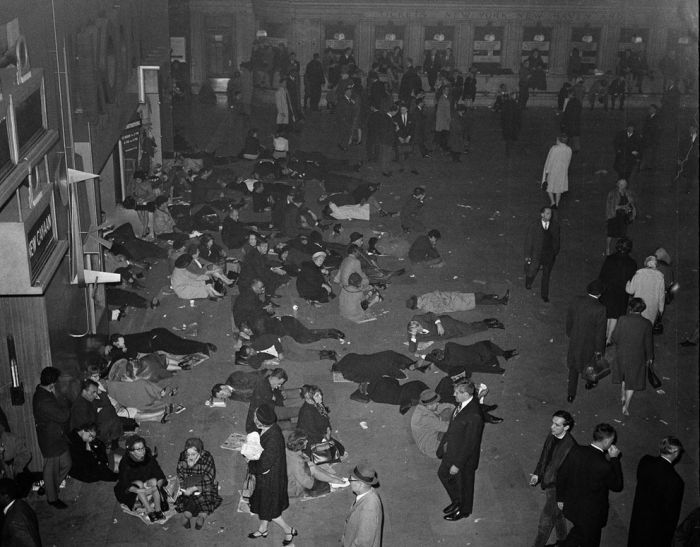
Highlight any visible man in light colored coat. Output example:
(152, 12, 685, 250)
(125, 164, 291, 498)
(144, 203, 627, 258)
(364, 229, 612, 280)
(342, 463, 383, 547)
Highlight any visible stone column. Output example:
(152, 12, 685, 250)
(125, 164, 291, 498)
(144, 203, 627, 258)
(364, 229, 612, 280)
(647, 26, 666, 69)
(550, 23, 570, 75)
(405, 22, 423, 67)
(234, 11, 256, 69)
(189, 9, 205, 89)
(599, 24, 618, 73)
(503, 22, 522, 72)
(356, 21, 373, 71)
(462, 22, 475, 70)
(453, 21, 470, 71)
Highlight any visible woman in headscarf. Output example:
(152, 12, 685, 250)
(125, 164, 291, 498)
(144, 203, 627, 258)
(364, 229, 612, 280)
(175, 437, 222, 529)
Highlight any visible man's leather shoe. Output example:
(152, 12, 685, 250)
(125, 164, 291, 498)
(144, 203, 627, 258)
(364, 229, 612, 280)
(442, 502, 460, 514)
(484, 414, 504, 424)
(567, 395, 575, 403)
(481, 404, 498, 412)
(444, 510, 468, 521)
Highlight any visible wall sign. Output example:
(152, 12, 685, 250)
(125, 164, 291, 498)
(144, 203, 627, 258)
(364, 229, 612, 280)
(27, 203, 57, 283)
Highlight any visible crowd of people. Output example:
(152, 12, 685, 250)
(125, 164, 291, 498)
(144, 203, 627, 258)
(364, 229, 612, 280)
(1, 42, 697, 547)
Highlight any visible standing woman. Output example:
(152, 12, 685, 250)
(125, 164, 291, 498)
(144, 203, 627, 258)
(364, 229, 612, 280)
(175, 438, 222, 530)
(605, 179, 637, 255)
(610, 297, 654, 416)
(247, 404, 298, 545)
(541, 134, 572, 209)
(599, 237, 638, 342)
(626, 256, 665, 325)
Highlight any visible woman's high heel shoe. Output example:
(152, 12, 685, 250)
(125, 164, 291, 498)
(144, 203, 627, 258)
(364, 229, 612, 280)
(282, 528, 299, 546)
(248, 530, 269, 539)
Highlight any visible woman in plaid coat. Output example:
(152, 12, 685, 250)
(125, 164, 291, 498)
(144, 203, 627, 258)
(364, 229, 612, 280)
(175, 438, 222, 529)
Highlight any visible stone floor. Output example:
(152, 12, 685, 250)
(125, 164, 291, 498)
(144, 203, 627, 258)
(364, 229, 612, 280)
(35, 98, 698, 547)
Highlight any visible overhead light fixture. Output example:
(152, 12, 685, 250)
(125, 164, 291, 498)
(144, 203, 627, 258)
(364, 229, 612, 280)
(256, 30, 267, 38)
(582, 34, 593, 43)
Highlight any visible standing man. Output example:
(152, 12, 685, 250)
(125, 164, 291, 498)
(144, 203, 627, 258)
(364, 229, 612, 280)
(342, 463, 384, 547)
(501, 91, 522, 157)
(627, 436, 685, 547)
(613, 123, 642, 181)
(565, 280, 607, 402)
(394, 102, 419, 174)
(304, 53, 325, 112)
(413, 96, 431, 158)
(0, 478, 42, 546)
(530, 411, 578, 547)
(556, 423, 624, 547)
(32, 366, 71, 509)
(436, 379, 485, 522)
(640, 104, 661, 172)
(336, 86, 360, 152)
(561, 89, 582, 152)
(524, 206, 560, 303)
(677, 124, 698, 194)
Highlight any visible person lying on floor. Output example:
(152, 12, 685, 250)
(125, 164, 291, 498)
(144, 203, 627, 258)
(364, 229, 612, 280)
(235, 334, 337, 369)
(322, 201, 371, 221)
(406, 288, 510, 314)
(106, 268, 160, 310)
(211, 369, 270, 402)
(407, 314, 504, 351)
(408, 229, 444, 267)
(349, 376, 429, 414)
(423, 341, 518, 376)
(297, 251, 336, 304)
(434, 370, 503, 424)
(105, 359, 173, 422)
(239, 316, 345, 344)
(332, 351, 417, 382)
(108, 329, 217, 360)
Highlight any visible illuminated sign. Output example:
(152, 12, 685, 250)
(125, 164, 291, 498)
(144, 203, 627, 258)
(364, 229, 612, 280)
(26, 204, 56, 283)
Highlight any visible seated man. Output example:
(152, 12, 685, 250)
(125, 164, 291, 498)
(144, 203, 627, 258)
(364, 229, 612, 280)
(239, 316, 345, 344)
(408, 229, 444, 267)
(68, 422, 118, 483)
(349, 376, 429, 415)
(425, 341, 519, 376)
(407, 314, 504, 352)
(410, 389, 455, 459)
(211, 369, 269, 403)
(406, 289, 510, 313)
(332, 351, 416, 383)
(236, 333, 336, 369)
(296, 252, 335, 304)
(245, 368, 301, 433)
(232, 278, 274, 330)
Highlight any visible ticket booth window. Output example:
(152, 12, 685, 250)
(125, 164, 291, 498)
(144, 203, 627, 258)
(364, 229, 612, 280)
(472, 26, 504, 74)
(571, 28, 601, 76)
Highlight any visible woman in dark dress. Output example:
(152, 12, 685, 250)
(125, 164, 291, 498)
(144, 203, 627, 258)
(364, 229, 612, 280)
(175, 438, 222, 529)
(296, 385, 345, 456)
(599, 237, 638, 343)
(247, 405, 298, 544)
(68, 423, 118, 483)
(296, 252, 333, 303)
(114, 436, 168, 522)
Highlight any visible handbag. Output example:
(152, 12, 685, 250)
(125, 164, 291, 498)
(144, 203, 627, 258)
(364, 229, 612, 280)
(241, 471, 256, 501)
(647, 362, 662, 389)
(309, 440, 341, 465)
(652, 315, 664, 335)
(582, 353, 611, 385)
(540, 177, 548, 191)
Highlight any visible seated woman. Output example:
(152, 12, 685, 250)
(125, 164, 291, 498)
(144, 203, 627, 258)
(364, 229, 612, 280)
(296, 252, 335, 304)
(198, 233, 228, 264)
(407, 314, 504, 352)
(406, 289, 509, 313)
(408, 229, 444, 267)
(186, 244, 235, 287)
(114, 435, 168, 522)
(152, 196, 189, 247)
(171, 254, 225, 301)
(68, 422, 118, 483)
(286, 430, 348, 499)
(339, 272, 381, 323)
(296, 385, 345, 456)
(104, 359, 169, 422)
(175, 438, 222, 529)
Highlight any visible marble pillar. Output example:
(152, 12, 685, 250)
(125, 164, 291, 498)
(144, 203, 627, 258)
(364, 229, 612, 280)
(454, 22, 472, 70)
(189, 9, 205, 88)
(405, 22, 423, 67)
(503, 22, 521, 72)
(356, 21, 373, 71)
(550, 24, 570, 74)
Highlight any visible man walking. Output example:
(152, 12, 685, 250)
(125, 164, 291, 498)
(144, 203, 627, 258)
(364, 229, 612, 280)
(32, 366, 71, 509)
(565, 280, 607, 402)
(627, 436, 684, 547)
(556, 423, 624, 547)
(436, 379, 485, 521)
(530, 411, 578, 547)
(524, 206, 560, 303)
(342, 463, 384, 547)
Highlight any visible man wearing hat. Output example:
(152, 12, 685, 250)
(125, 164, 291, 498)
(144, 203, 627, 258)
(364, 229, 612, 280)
(437, 379, 485, 521)
(410, 389, 455, 458)
(342, 463, 384, 547)
(565, 280, 607, 402)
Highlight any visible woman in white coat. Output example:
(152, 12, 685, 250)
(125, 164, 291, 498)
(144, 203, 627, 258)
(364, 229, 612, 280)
(626, 256, 665, 325)
(541, 134, 572, 208)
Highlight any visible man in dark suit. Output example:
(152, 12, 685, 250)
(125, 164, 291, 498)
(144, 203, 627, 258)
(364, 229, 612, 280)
(524, 206, 560, 303)
(394, 102, 419, 175)
(565, 280, 607, 402)
(32, 367, 71, 509)
(413, 97, 431, 158)
(677, 124, 698, 194)
(613, 123, 642, 180)
(627, 436, 685, 547)
(530, 410, 578, 547)
(436, 379, 485, 521)
(556, 423, 623, 547)
(304, 53, 325, 111)
(640, 104, 661, 171)
(0, 478, 42, 546)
